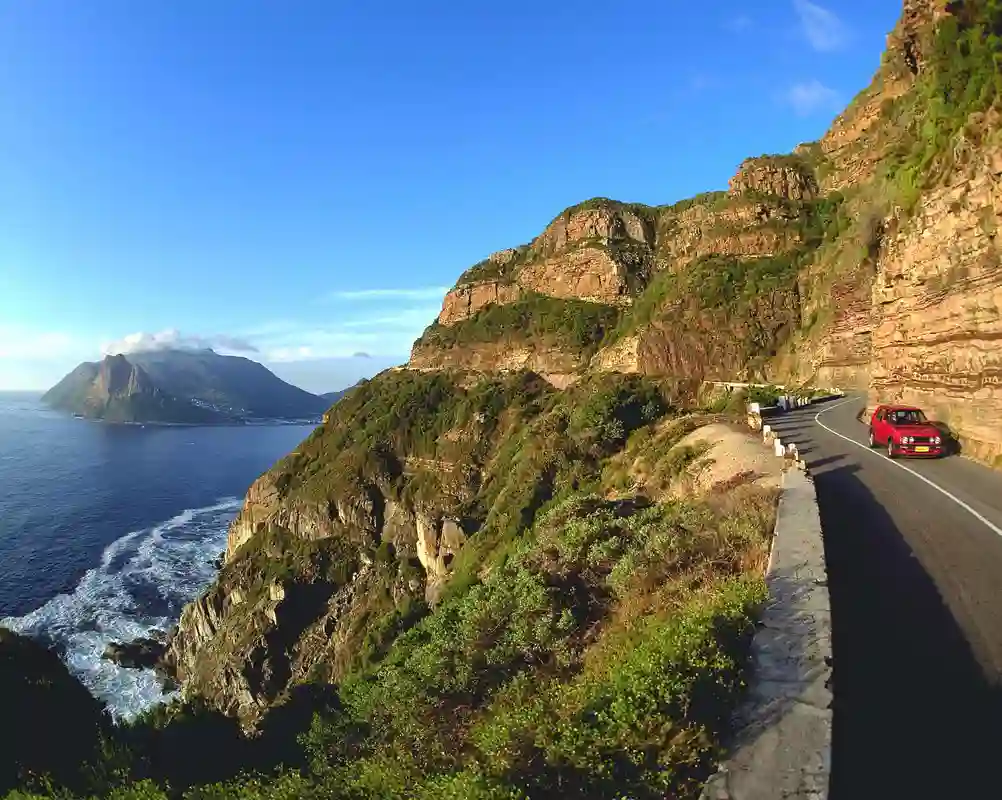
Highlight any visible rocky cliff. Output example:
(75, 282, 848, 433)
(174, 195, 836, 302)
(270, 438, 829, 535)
(163, 0, 1002, 733)
(869, 109, 1002, 464)
(164, 370, 678, 722)
(413, 171, 829, 386)
(789, 0, 1002, 463)
(411, 0, 1002, 463)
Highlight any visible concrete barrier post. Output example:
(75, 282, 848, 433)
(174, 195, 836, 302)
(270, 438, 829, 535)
(774, 438, 784, 457)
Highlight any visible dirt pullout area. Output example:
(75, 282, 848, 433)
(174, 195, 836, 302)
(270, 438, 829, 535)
(675, 422, 783, 496)
(608, 417, 783, 502)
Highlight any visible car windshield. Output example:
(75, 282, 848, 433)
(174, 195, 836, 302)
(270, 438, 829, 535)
(889, 409, 927, 425)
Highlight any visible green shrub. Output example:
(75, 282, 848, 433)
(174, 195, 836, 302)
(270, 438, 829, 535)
(416, 293, 620, 357)
(884, 2, 1002, 206)
(605, 193, 846, 353)
(468, 578, 766, 799)
(747, 385, 782, 407)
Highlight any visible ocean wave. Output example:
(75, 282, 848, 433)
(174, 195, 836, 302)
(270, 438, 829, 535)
(0, 498, 241, 720)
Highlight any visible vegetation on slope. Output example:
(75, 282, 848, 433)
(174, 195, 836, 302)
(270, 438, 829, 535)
(0, 630, 109, 797)
(604, 194, 850, 372)
(456, 249, 531, 285)
(3, 368, 777, 800)
(4, 489, 773, 800)
(883, 0, 1002, 209)
(413, 294, 620, 360)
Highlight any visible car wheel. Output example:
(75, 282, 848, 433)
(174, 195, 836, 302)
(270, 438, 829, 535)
(887, 439, 897, 459)
(867, 429, 875, 448)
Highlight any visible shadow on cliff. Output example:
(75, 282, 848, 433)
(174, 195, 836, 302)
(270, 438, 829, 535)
(122, 685, 341, 794)
(812, 461, 1002, 800)
(929, 420, 963, 456)
(0, 629, 109, 797)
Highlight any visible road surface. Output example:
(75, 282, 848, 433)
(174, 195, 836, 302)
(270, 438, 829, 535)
(769, 395, 1002, 800)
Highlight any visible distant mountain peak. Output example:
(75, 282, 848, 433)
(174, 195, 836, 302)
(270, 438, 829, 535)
(43, 349, 327, 424)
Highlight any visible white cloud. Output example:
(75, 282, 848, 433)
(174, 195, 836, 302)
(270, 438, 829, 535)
(101, 328, 258, 356)
(793, 0, 849, 52)
(325, 286, 449, 302)
(785, 80, 841, 115)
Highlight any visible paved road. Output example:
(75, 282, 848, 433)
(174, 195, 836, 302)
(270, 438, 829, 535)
(769, 396, 1002, 800)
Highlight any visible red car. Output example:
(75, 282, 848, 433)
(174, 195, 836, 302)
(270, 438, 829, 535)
(868, 404, 944, 458)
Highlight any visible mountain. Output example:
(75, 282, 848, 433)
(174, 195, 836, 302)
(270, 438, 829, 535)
(8, 2, 993, 798)
(163, 0, 999, 748)
(43, 349, 329, 423)
(408, 0, 1002, 464)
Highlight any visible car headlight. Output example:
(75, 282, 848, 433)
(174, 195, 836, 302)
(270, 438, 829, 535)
(902, 436, 911, 444)
(934, 436, 941, 444)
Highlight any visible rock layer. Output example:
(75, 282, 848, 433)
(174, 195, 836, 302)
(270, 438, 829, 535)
(728, 156, 818, 201)
(869, 138, 1002, 464)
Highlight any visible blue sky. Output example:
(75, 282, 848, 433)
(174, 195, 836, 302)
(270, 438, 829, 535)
(0, 0, 901, 392)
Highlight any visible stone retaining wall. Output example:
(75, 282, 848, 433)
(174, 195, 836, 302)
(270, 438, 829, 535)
(701, 467, 832, 799)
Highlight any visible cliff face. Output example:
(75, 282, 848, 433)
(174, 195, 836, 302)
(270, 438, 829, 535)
(163, 370, 622, 721)
(415, 161, 827, 384)
(412, 0, 1002, 462)
(868, 114, 1002, 463)
(802, 0, 1002, 465)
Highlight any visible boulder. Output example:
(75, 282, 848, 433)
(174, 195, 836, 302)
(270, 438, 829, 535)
(102, 637, 166, 670)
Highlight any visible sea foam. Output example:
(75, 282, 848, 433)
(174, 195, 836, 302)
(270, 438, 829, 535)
(1, 498, 241, 719)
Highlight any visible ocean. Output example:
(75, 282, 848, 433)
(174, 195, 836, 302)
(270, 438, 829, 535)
(0, 391, 314, 719)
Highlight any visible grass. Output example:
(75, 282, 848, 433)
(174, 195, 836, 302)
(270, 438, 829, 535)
(601, 414, 717, 497)
(665, 191, 730, 214)
(291, 486, 776, 800)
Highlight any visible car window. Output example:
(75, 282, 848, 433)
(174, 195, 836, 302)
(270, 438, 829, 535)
(889, 409, 926, 425)
(876, 409, 884, 421)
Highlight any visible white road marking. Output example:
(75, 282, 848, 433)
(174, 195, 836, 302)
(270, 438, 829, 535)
(809, 396, 1002, 539)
